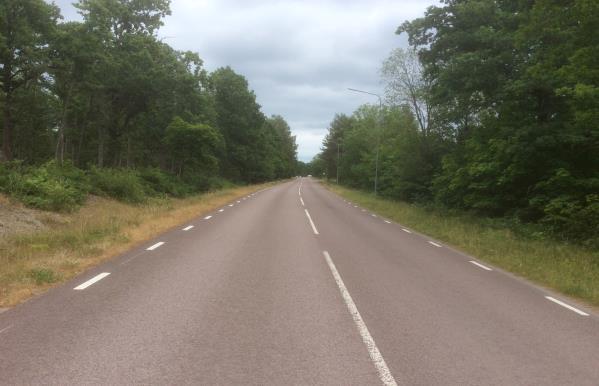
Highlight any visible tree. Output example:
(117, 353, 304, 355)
(164, 117, 222, 177)
(381, 47, 431, 135)
(0, 0, 60, 160)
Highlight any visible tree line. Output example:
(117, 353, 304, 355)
(0, 0, 298, 207)
(314, 0, 598, 244)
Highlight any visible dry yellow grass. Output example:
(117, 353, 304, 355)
(0, 183, 275, 307)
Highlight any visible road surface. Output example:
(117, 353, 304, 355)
(1, 178, 598, 385)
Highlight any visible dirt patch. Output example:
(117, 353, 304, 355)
(0, 203, 45, 238)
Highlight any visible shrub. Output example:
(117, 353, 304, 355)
(138, 167, 191, 197)
(88, 167, 147, 203)
(7, 161, 88, 212)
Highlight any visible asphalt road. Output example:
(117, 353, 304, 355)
(1, 178, 598, 385)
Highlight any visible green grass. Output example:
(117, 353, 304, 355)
(326, 183, 599, 307)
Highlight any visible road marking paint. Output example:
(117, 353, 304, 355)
(146, 242, 165, 251)
(402, 228, 412, 233)
(300, 197, 305, 206)
(371, 214, 377, 218)
(228, 204, 234, 207)
(469, 261, 492, 271)
(218, 209, 225, 212)
(182, 225, 194, 231)
(237, 200, 241, 203)
(0, 325, 13, 335)
(322, 251, 397, 386)
(545, 296, 589, 316)
(74, 272, 111, 290)
(354, 205, 358, 208)
(304, 209, 319, 235)
(204, 215, 212, 220)
(243, 197, 247, 200)
(428, 241, 442, 248)
(384, 220, 391, 224)
(362, 209, 366, 212)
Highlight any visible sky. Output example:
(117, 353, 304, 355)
(51, 0, 437, 162)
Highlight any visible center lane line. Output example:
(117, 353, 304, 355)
(74, 272, 111, 290)
(304, 209, 319, 235)
(300, 197, 305, 206)
(146, 242, 165, 251)
(322, 251, 398, 386)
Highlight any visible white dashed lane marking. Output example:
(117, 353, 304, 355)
(469, 261, 492, 271)
(545, 296, 589, 316)
(146, 242, 165, 251)
(74, 273, 111, 290)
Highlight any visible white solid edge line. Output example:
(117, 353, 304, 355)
(428, 241, 442, 248)
(545, 296, 589, 316)
(469, 260, 492, 271)
(74, 272, 111, 290)
(304, 209, 319, 235)
(401, 228, 412, 233)
(182, 225, 194, 231)
(322, 251, 398, 386)
(147, 241, 165, 251)
(204, 215, 212, 220)
(300, 197, 305, 206)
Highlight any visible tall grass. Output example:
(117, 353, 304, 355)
(326, 183, 599, 307)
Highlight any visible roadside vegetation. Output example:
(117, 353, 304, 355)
(0, 183, 274, 307)
(326, 183, 599, 308)
(311, 0, 598, 248)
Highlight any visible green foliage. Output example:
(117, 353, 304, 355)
(0, 161, 88, 211)
(0, 0, 297, 212)
(138, 167, 191, 197)
(28, 268, 60, 285)
(88, 167, 147, 203)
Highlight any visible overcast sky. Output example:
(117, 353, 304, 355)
(52, 0, 437, 162)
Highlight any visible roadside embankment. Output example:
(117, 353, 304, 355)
(325, 183, 599, 308)
(0, 183, 274, 307)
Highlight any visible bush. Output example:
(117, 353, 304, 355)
(138, 167, 191, 197)
(88, 167, 147, 203)
(0, 161, 89, 212)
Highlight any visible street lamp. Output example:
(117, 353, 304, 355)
(347, 88, 383, 195)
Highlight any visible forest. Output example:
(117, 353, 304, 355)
(0, 0, 298, 210)
(314, 0, 598, 245)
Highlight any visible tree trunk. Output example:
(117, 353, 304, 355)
(2, 62, 13, 161)
(98, 126, 105, 168)
(55, 93, 69, 165)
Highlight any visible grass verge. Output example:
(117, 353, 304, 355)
(0, 183, 275, 307)
(325, 182, 599, 307)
